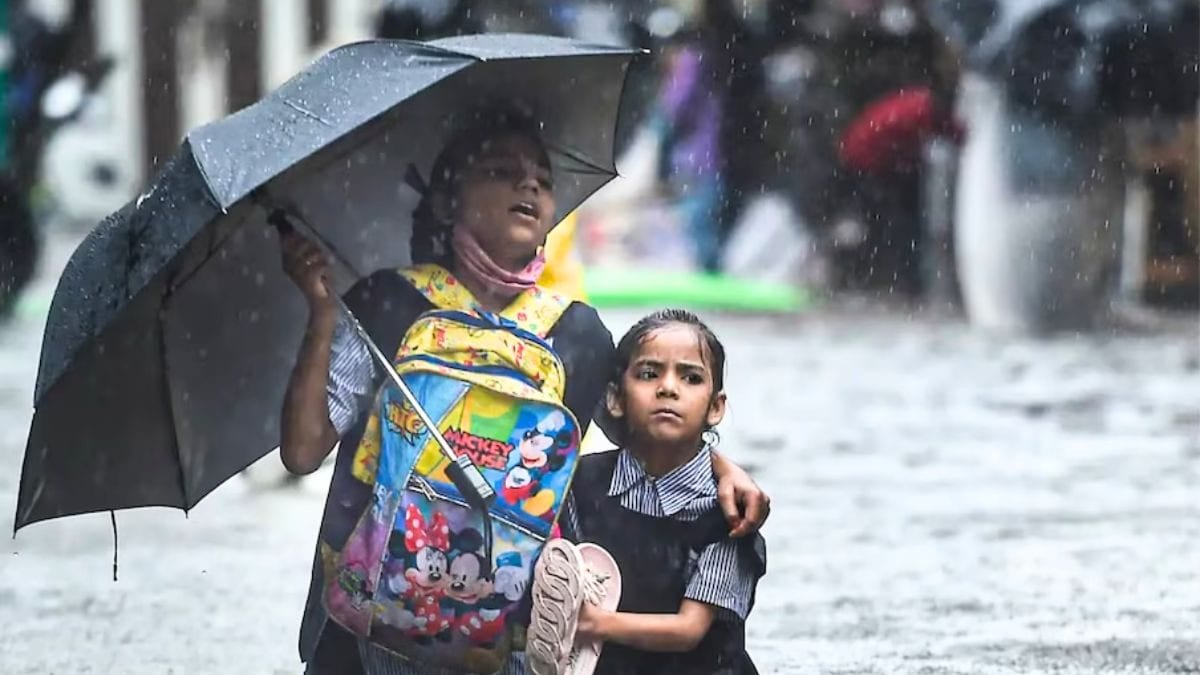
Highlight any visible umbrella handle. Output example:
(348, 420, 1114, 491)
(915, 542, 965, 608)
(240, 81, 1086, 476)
(268, 209, 496, 513)
(267, 210, 297, 236)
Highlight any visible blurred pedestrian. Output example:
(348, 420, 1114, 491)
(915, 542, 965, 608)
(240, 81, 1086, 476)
(375, 0, 481, 41)
(649, 4, 728, 272)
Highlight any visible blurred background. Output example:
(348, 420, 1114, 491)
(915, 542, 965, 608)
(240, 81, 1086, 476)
(0, 1, 1197, 673)
(1, 0, 1196, 319)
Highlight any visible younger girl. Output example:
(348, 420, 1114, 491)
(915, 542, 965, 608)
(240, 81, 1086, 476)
(529, 309, 766, 675)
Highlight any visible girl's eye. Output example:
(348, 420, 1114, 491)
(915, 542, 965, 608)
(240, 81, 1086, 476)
(685, 373, 705, 385)
(476, 165, 514, 180)
(636, 368, 657, 380)
(538, 175, 554, 190)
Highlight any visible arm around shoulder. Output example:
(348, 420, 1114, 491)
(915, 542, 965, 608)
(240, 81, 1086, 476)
(712, 451, 771, 537)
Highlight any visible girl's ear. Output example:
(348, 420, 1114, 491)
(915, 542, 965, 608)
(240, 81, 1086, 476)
(705, 390, 727, 429)
(604, 382, 624, 420)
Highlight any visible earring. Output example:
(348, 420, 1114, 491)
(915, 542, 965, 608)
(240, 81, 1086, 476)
(701, 428, 720, 450)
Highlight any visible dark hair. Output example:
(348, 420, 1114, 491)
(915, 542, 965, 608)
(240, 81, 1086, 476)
(410, 106, 552, 264)
(596, 309, 727, 447)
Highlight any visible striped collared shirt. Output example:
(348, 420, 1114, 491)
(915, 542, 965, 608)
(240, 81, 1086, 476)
(594, 447, 758, 621)
(326, 313, 378, 437)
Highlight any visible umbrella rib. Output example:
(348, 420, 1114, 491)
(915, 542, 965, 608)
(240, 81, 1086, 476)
(157, 191, 363, 308)
(157, 204, 257, 298)
(157, 289, 193, 511)
(545, 141, 614, 177)
(384, 38, 475, 59)
(283, 99, 333, 127)
(560, 165, 617, 177)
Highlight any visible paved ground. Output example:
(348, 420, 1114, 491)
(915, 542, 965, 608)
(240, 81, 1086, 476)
(2, 231, 1198, 674)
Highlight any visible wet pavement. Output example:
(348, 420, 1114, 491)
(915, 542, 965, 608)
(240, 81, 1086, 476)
(1, 231, 1198, 674)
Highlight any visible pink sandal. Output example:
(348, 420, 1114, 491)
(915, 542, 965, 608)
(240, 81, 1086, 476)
(564, 543, 622, 675)
(528, 539, 587, 675)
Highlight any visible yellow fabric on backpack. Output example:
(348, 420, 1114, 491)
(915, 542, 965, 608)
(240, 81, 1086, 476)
(349, 264, 573, 484)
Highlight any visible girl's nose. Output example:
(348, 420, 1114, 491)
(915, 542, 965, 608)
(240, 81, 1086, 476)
(517, 169, 540, 193)
(515, 157, 542, 190)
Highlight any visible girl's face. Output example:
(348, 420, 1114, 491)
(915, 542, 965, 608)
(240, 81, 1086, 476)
(449, 132, 556, 268)
(607, 324, 726, 449)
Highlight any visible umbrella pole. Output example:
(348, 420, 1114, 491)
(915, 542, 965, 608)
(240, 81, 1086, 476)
(267, 210, 496, 512)
(332, 292, 497, 512)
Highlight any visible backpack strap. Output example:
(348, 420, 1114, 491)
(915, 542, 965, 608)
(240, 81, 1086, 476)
(399, 264, 571, 338)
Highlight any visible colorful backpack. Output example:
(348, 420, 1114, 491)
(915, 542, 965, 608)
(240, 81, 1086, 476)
(324, 265, 580, 673)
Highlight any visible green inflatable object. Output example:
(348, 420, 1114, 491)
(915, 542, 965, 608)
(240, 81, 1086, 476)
(14, 290, 52, 321)
(583, 267, 813, 312)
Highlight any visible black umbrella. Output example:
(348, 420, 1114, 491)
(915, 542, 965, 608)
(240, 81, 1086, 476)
(16, 34, 636, 531)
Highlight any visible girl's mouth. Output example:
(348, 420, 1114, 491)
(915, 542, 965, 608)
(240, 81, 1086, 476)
(651, 409, 683, 421)
(511, 201, 539, 221)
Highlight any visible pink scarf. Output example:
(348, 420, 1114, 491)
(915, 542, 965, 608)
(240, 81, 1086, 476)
(451, 226, 546, 298)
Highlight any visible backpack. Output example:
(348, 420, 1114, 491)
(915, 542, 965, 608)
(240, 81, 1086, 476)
(324, 264, 580, 673)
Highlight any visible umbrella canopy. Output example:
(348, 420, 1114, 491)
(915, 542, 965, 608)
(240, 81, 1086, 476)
(16, 34, 635, 531)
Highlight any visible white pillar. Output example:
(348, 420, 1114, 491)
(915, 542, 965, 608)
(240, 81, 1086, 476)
(178, 1, 229, 131)
(261, 0, 309, 91)
(328, 0, 377, 45)
(94, 0, 145, 189)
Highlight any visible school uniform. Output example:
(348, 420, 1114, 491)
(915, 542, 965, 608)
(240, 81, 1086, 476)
(566, 448, 767, 675)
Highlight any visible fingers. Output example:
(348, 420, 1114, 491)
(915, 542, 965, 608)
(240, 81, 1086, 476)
(717, 481, 740, 529)
(309, 269, 331, 300)
(282, 238, 323, 267)
(718, 481, 772, 539)
(729, 492, 771, 539)
(278, 231, 334, 306)
(300, 249, 327, 270)
(278, 228, 313, 261)
(280, 234, 330, 277)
